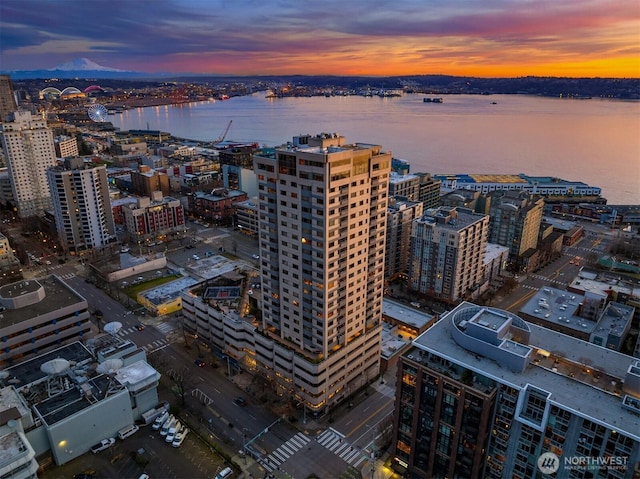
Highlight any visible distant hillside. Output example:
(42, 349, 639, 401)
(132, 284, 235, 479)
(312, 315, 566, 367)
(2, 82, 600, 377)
(7, 74, 640, 100)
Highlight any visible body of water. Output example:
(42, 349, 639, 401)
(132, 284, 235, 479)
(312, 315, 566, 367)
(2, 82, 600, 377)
(110, 93, 640, 204)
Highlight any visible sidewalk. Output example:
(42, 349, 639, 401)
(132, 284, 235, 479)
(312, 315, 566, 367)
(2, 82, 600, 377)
(158, 335, 399, 479)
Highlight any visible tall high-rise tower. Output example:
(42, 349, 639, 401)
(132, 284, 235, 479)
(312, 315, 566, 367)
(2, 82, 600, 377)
(0, 111, 57, 217)
(0, 75, 17, 121)
(252, 133, 391, 411)
(47, 158, 116, 253)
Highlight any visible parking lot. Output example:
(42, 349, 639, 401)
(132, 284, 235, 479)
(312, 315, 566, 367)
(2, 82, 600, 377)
(38, 411, 229, 479)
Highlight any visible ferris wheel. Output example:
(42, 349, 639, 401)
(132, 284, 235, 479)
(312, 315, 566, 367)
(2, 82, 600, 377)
(87, 104, 108, 122)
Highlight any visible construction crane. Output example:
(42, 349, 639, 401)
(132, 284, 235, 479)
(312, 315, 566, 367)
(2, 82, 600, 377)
(213, 120, 232, 144)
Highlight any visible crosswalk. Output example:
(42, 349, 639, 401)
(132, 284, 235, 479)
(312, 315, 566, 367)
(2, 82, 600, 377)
(257, 428, 371, 472)
(316, 428, 367, 468)
(155, 321, 178, 335)
(115, 327, 169, 353)
(141, 339, 170, 353)
(530, 274, 566, 286)
(259, 432, 310, 472)
(58, 272, 76, 280)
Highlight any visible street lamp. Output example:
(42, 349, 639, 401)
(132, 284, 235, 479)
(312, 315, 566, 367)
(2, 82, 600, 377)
(226, 355, 232, 378)
(242, 428, 248, 464)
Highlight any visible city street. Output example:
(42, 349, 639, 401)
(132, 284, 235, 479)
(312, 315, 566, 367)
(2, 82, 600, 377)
(26, 216, 625, 479)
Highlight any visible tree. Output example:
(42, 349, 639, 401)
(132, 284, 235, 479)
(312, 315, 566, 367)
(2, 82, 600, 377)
(76, 133, 93, 155)
(167, 366, 191, 407)
(147, 353, 192, 407)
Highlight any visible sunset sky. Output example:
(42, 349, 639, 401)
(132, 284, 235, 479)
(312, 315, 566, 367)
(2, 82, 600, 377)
(1, 0, 639, 77)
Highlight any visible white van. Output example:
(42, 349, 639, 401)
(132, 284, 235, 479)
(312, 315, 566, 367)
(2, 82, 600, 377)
(165, 421, 182, 443)
(118, 424, 139, 440)
(215, 467, 233, 479)
(152, 411, 169, 431)
(160, 415, 176, 436)
(172, 428, 189, 448)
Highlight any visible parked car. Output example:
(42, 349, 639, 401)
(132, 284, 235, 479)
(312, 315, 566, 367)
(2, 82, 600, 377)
(160, 416, 176, 436)
(90, 438, 115, 454)
(165, 421, 182, 443)
(251, 254, 260, 259)
(172, 428, 189, 447)
(117, 424, 139, 440)
(215, 467, 233, 479)
(152, 411, 170, 431)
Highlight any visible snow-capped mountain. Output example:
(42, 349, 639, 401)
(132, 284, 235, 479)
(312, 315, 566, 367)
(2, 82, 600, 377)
(49, 58, 125, 72)
(1, 58, 200, 79)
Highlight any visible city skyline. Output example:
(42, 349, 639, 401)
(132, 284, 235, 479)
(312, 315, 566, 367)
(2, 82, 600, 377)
(1, 0, 638, 78)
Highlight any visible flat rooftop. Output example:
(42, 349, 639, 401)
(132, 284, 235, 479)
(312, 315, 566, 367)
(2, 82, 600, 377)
(417, 207, 486, 231)
(383, 299, 434, 330)
(91, 251, 162, 275)
(34, 374, 121, 426)
(186, 254, 241, 280)
(598, 302, 634, 338)
(140, 277, 199, 305)
(0, 431, 30, 469)
(519, 286, 597, 334)
(570, 270, 640, 297)
(412, 302, 640, 441)
(435, 174, 527, 184)
(389, 172, 419, 183)
(0, 342, 93, 388)
(484, 243, 510, 263)
(469, 308, 510, 331)
(0, 276, 86, 327)
(380, 322, 410, 360)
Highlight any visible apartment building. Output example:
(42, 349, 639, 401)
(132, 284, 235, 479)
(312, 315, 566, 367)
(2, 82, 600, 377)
(251, 133, 390, 412)
(130, 164, 170, 197)
(388, 170, 441, 210)
(389, 171, 420, 201)
(386, 197, 423, 280)
(414, 172, 442, 210)
(0, 111, 57, 217)
(123, 191, 185, 243)
(409, 206, 489, 304)
(0, 75, 17, 121)
(391, 302, 640, 479)
(440, 188, 485, 212)
(235, 199, 259, 236)
(47, 158, 116, 253)
(221, 163, 259, 198)
(187, 188, 248, 225)
(53, 135, 79, 159)
(0, 232, 20, 278)
(488, 190, 544, 271)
